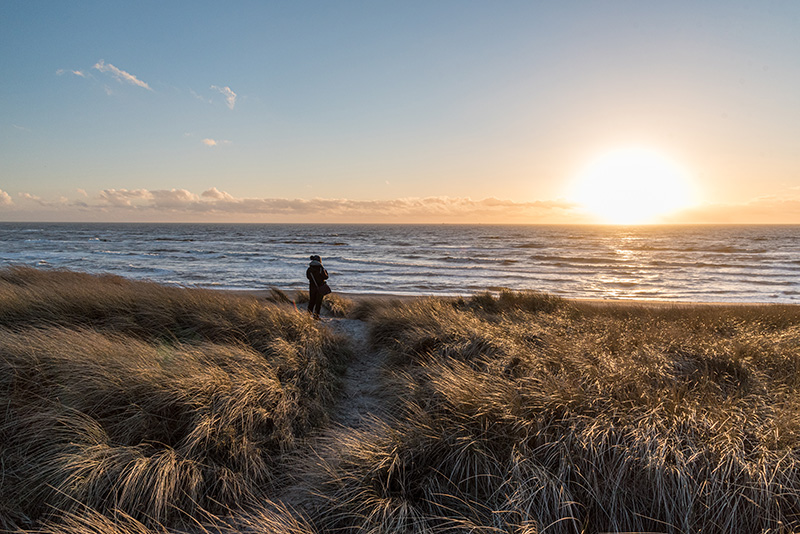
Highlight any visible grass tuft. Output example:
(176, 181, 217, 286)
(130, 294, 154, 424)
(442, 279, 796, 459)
(8, 269, 800, 533)
(0, 266, 349, 528)
(310, 291, 800, 533)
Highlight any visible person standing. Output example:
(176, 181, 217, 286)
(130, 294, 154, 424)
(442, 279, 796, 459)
(306, 254, 329, 319)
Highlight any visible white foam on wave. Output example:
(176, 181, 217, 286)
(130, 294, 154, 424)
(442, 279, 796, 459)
(1, 223, 799, 302)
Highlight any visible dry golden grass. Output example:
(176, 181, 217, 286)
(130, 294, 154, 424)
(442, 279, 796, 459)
(28, 501, 317, 534)
(321, 293, 356, 318)
(294, 289, 355, 318)
(7, 268, 800, 533)
(313, 291, 800, 533)
(0, 267, 348, 530)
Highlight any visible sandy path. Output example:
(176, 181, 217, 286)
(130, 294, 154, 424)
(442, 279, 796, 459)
(272, 316, 390, 514)
(326, 317, 390, 427)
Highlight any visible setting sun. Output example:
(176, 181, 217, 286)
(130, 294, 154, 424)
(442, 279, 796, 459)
(569, 148, 694, 224)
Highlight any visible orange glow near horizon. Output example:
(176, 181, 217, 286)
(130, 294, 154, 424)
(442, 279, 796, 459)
(568, 147, 695, 224)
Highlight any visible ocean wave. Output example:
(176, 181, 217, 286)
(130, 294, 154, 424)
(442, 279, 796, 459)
(4, 223, 800, 303)
(739, 278, 797, 287)
(125, 265, 174, 275)
(276, 239, 332, 245)
(531, 254, 619, 265)
(630, 244, 768, 254)
(438, 256, 524, 266)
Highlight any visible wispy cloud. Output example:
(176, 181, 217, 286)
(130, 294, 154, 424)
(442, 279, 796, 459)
(211, 85, 236, 109)
(56, 69, 87, 77)
(93, 60, 152, 91)
(19, 192, 42, 203)
(191, 89, 212, 104)
(0, 190, 12, 206)
(201, 138, 231, 147)
(17, 192, 69, 207)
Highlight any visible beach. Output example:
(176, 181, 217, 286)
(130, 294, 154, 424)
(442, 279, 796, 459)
(234, 287, 768, 310)
(6, 1, 800, 531)
(4, 222, 800, 303)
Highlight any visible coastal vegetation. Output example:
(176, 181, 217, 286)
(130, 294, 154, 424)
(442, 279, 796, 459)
(0, 267, 348, 531)
(3, 267, 800, 532)
(319, 293, 800, 532)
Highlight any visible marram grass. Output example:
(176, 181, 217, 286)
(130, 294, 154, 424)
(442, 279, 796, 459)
(315, 291, 800, 533)
(5, 268, 800, 533)
(0, 267, 348, 530)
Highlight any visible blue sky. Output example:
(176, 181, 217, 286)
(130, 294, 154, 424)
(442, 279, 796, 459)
(2, 1, 800, 223)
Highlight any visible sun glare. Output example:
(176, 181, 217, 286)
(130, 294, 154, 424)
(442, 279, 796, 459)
(569, 148, 694, 224)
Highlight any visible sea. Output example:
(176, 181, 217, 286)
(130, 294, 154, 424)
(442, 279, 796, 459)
(1, 223, 799, 303)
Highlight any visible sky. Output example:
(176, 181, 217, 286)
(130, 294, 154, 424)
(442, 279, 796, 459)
(1, 1, 800, 224)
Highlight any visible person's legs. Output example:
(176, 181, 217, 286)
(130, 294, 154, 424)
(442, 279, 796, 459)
(312, 293, 323, 316)
(308, 286, 319, 314)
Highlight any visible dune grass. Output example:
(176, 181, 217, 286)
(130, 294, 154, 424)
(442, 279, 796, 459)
(6, 268, 800, 533)
(293, 289, 355, 318)
(0, 267, 349, 530)
(314, 291, 800, 533)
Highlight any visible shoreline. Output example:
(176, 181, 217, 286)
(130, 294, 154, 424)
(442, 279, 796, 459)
(221, 288, 783, 308)
(6, 224, 800, 306)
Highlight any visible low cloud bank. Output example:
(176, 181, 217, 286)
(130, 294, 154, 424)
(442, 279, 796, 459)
(5, 187, 800, 224)
(92, 188, 574, 222)
(1, 187, 575, 223)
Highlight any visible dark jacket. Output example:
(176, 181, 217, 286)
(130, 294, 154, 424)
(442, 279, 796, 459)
(306, 261, 329, 287)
